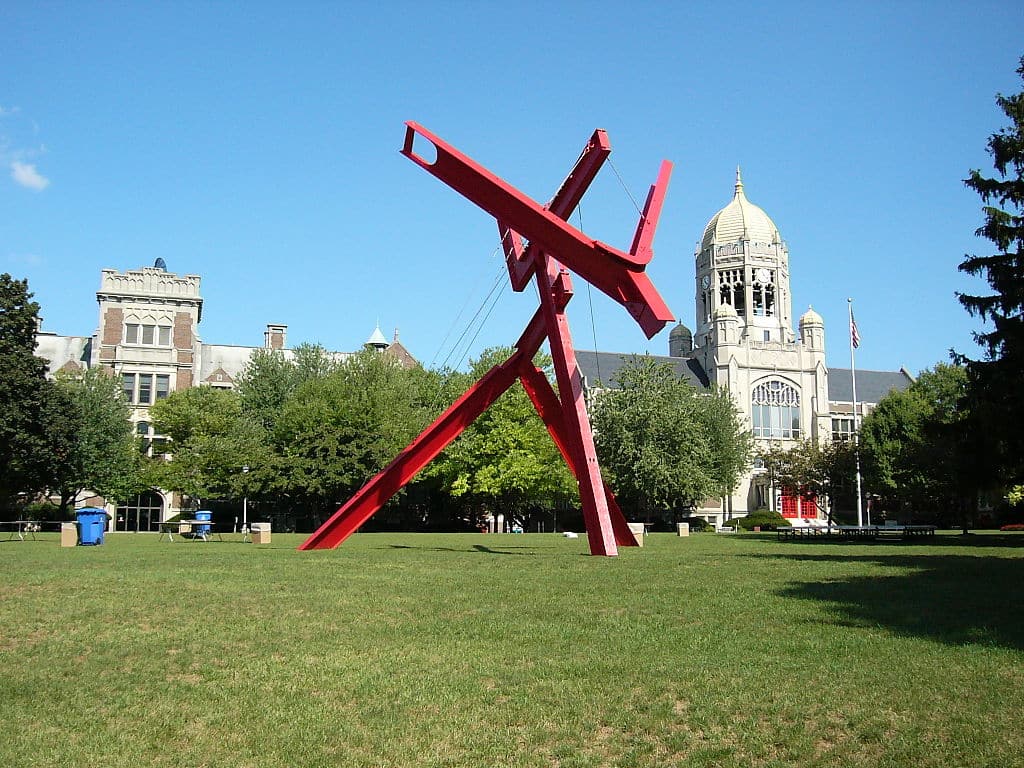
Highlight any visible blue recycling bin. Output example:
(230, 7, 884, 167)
(194, 510, 212, 537)
(76, 507, 108, 546)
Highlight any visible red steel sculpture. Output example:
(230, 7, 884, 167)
(299, 122, 673, 556)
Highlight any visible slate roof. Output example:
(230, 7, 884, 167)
(574, 350, 710, 389)
(385, 340, 419, 369)
(575, 350, 911, 407)
(827, 367, 914, 403)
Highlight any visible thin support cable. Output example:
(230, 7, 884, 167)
(579, 204, 602, 386)
(607, 156, 644, 217)
(454, 277, 508, 372)
(437, 262, 507, 373)
(429, 235, 507, 370)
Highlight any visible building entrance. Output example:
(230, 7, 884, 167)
(781, 491, 818, 519)
(116, 490, 164, 532)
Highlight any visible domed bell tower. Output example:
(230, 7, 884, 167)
(694, 169, 793, 350)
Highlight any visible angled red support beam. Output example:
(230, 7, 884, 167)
(402, 122, 673, 339)
(517, 363, 638, 548)
(499, 129, 610, 293)
(628, 160, 673, 266)
(298, 349, 526, 550)
(531, 249, 618, 555)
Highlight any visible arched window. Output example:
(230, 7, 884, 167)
(751, 380, 801, 439)
(718, 269, 745, 317)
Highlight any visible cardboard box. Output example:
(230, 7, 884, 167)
(60, 522, 78, 548)
(627, 522, 645, 547)
(251, 522, 271, 544)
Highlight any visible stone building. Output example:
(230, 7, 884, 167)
(577, 170, 913, 525)
(35, 260, 415, 529)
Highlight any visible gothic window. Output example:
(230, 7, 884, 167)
(718, 269, 745, 316)
(751, 380, 801, 439)
(752, 269, 776, 317)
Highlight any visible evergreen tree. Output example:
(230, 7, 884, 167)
(0, 274, 53, 512)
(957, 56, 1024, 486)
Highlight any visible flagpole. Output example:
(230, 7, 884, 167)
(848, 298, 864, 527)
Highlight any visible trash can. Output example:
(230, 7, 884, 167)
(194, 510, 212, 538)
(676, 522, 690, 537)
(76, 507, 108, 546)
(251, 522, 271, 544)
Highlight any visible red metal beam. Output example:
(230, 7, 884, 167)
(403, 122, 673, 339)
(298, 349, 526, 550)
(531, 250, 617, 555)
(499, 129, 610, 293)
(517, 363, 638, 548)
(628, 160, 673, 266)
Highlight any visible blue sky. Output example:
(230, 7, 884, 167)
(2, 2, 1021, 375)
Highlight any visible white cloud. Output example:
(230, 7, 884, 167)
(11, 161, 49, 191)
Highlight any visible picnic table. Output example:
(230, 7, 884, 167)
(777, 524, 938, 542)
(157, 519, 225, 542)
(0, 520, 40, 541)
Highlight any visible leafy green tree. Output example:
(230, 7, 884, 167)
(956, 56, 1024, 488)
(860, 363, 970, 525)
(271, 348, 430, 519)
(45, 367, 142, 515)
(590, 357, 752, 521)
(0, 274, 53, 512)
(757, 439, 857, 522)
(236, 343, 343, 432)
(427, 348, 576, 530)
(149, 386, 272, 502)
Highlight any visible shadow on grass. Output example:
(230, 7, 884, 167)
(384, 543, 547, 555)
(754, 547, 1024, 650)
(748, 531, 1024, 549)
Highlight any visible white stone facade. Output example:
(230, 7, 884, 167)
(577, 171, 913, 527)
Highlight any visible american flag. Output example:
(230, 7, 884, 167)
(850, 311, 861, 349)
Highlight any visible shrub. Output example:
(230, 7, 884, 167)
(23, 501, 65, 521)
(729, 510, 792, 531)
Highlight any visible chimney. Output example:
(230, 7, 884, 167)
(264, 324, 287, 350)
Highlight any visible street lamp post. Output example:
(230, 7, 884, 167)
(242, 465, 250, 529)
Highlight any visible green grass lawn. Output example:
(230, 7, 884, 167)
(2, 530, 1022, 767)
